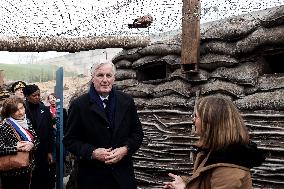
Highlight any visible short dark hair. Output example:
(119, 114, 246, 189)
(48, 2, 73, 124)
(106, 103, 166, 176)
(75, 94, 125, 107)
(23, 84, 40, 97)
(47, 93, 57, 100)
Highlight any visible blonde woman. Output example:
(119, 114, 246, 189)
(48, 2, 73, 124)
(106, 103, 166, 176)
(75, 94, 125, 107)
(163, 96, 265, 189)
(0, 97, 39, 189)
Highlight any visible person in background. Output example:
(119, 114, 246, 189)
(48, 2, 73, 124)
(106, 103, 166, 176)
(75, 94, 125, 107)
(47, 93, 68, 132)
(0, 96, 39, 189)
(63, 61, 144, 189)
(23, 84, 54, 189)
(163, 96, 266, 189)
(47, 93, 57, 128)
(11, 81, 26, 99)
(0, 90, 10, 121)
(0, 89, 11, 189)
(46, 93, 68, 189)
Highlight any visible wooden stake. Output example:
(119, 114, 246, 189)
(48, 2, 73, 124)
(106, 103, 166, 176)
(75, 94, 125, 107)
(181, 0, 200, 73)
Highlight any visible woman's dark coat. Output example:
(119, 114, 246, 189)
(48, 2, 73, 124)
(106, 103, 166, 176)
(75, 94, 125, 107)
(0, 119, 39, 176)
(63, 89, 144, 189)
(25, 101, 54, 189)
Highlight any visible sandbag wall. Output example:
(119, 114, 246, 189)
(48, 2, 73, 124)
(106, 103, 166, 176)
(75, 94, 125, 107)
(112, 6, 284, 189)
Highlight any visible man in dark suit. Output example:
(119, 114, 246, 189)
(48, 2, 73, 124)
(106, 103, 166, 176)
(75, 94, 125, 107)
(23, 84, 54, 189)
(63, 61, 144, 189)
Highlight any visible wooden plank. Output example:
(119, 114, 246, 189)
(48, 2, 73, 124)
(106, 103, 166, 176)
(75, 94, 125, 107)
(181, 0, 200, 73)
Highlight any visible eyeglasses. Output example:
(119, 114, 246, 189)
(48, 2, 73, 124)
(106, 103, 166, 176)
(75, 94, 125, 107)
(191, 112, 199, 119)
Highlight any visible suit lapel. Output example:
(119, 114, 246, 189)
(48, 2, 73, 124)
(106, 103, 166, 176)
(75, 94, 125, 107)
(113, 95, 129, 136)
(89, 101, 109, 124)
(88, 85, 110, 124)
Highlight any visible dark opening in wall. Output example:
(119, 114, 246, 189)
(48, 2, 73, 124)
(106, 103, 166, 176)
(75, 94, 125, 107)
(136, 63, 168, 81)
(264, 53, 284, 73)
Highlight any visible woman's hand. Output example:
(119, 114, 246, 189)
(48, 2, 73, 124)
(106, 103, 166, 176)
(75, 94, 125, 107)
(163, 173, 186, 189)
(17, 141, 34, 152)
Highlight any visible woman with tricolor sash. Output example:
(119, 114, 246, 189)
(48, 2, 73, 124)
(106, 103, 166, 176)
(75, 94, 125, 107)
(0, 96, 39, 189)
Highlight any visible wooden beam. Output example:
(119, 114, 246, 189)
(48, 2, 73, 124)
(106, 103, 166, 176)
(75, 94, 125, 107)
(181, 0, 200, 73)
(0, 36, 151, 52)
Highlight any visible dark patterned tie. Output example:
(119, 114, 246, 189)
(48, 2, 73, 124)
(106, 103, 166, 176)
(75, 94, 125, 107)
(103, 99, 109, 120)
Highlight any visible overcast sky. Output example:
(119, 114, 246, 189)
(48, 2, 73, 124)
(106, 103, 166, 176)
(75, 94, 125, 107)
(0, 0, 283, 64)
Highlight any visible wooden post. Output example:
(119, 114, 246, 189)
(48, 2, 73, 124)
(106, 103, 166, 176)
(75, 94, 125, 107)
(55, 67, 64, 189)
(181, 0, 200, 73)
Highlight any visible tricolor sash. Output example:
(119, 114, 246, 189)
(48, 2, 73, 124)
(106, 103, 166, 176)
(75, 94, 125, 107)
(7, 117, 33, 141)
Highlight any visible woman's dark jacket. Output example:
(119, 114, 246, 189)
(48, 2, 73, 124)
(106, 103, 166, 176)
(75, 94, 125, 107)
(0, 119, 39, 176)
(25, 101, 54, 187)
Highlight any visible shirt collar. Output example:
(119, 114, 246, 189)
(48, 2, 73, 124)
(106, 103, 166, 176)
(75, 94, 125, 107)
(99, 95, 109, 101)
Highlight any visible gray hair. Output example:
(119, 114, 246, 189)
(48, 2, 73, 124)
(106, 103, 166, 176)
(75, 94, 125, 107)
(90, 60, 116, 77)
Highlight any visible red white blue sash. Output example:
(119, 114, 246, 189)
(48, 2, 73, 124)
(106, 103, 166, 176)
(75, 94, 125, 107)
(7, 117, 33, 141)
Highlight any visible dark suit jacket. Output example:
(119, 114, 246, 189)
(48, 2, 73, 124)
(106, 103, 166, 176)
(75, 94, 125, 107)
(63, 89, 143, 189)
